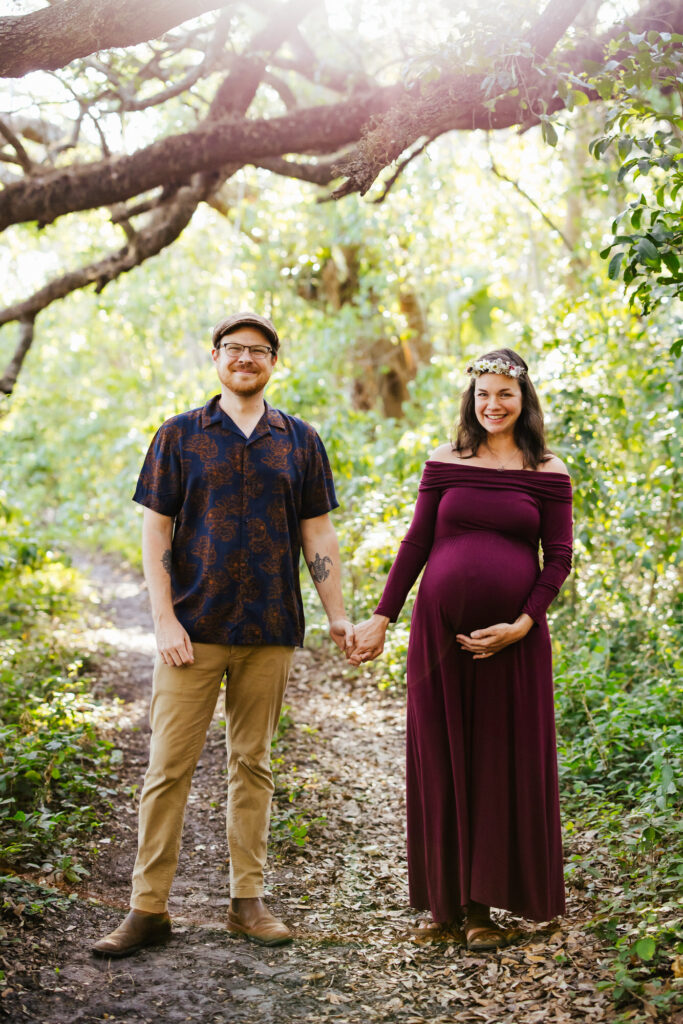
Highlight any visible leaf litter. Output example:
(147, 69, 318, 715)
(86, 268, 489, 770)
(0, 554, 672, 1023)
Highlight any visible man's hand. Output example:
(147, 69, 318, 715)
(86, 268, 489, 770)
(155, 613, 194, 666)
(456, 614, 533, 660)
(329, 618, 355, 656)
(347, 614, 389, 666)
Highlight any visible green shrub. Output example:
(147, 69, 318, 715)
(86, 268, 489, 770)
(0, 504, 119, 879)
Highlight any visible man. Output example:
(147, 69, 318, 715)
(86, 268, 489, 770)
(93, 312, 354, 957)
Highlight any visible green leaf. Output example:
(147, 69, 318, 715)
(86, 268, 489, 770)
(596, 78, 614, 101)
(662, 252, 679, 274)
(633, 937, 656, 961)
(660, 762, 675, 794)
(592, 137, 612, 159)
(618, 136, 633, 159)
(541, 119, 558, 147)
(617, 160, 637, 182)
(607, 252, 624, 279)
(637, 238, 660, 262)
(670, 337, 683, 357)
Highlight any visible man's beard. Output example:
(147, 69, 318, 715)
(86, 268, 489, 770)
(227, 377, 266, 398)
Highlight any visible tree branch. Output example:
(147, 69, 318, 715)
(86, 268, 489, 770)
(95, 9, 233, 113)
(0, 119, 34, 174)
(0, 0, 233, 78)
(110, 192, 167, 223)
(370, 136, 437, 204)
(270, 52, 368, 95)
(330, 0, 683, 199)
(0, 179, 214, 332)
(0, 317, 35, 396)
(255, 155, 343, 184)
(0, 86, 402, 231)
(0, 0, 322, 395)
(262, 71, 299, 111)
(489, 158, 576, 252)
(523, 0, 589, 61)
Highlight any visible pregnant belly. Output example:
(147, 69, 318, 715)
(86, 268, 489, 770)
(419, 531, 539, 633)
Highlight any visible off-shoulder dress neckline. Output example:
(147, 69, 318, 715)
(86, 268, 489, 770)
(425, 459, 569, 477)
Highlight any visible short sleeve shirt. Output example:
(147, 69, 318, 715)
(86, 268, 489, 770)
(132, 395, 338, 646)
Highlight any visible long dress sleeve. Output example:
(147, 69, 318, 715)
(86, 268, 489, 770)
(374, 475, 442, 622)
(521, 484, 573, 624)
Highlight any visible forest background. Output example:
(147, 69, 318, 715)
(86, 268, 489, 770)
(0, 0, 681, 1017)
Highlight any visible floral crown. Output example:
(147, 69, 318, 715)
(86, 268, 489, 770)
(466, 357, 525, 379)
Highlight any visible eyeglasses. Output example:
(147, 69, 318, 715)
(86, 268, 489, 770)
(217, 341, 274, 359)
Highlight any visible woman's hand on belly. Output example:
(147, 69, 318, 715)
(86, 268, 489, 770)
(456, 613, 534, 660)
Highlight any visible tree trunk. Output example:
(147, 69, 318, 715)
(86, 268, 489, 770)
(352, 289, 432, 418)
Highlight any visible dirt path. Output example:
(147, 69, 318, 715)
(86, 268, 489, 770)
(2, 557, 620, 1024)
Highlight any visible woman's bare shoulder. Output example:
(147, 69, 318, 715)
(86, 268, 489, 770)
(429, 442, 468, 463)
(539, 453, 570, 475)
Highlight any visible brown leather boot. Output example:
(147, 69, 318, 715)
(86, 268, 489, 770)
(227, 899, 292, 947)
(92, 910, 171, 958)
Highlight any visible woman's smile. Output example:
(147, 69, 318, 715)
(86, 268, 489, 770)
(474, 373, 523, 435)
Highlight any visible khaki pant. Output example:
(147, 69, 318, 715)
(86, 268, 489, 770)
(131, 642, 294, 913)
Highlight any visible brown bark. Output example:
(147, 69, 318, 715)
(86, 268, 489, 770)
(2, 0, 679, 230)
(1, 0, 680, 402)
(331, 0, 683, 199)
(255, 155, 343, 185)
(4, 0, 679, 230)
(0, 318, 35, 396)
(352, 290, 432, 418)
(0, 88, 402, 232)
(0, 181, 209, 329)
(0, 0, 230, 78)
(0, 0, 313, 390)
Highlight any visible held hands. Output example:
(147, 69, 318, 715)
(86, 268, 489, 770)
(329, 618, 356, 657)
(456, 614, 533, 660)
(344, 614, 390, 666)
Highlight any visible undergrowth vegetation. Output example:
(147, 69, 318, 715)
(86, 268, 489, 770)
(0, 504, 119, 888)
(554, 618, 683, 1015)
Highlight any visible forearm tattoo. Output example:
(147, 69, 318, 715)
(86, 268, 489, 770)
(161, 549, 172, 576)
(308, 552, 333, 582)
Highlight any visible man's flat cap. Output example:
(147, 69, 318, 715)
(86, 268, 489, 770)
(212, 312, 279, 350)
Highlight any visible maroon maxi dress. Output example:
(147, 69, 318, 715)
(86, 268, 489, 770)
(375, 461, 573, 923)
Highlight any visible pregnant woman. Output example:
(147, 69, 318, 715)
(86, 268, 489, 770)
(351, 348, 573, 951)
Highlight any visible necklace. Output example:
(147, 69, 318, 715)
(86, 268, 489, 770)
(484, 444, 521, 472)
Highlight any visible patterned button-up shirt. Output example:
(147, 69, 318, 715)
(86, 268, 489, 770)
(133, 395, 338, 646)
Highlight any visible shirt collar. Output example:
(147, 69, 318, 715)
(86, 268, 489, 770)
(201, 395, 287, 433)
(265, 404, 287, 432)
(201, 395, 224, 428)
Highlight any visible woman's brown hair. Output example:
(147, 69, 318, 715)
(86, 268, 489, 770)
(453, 348, 549, 469)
